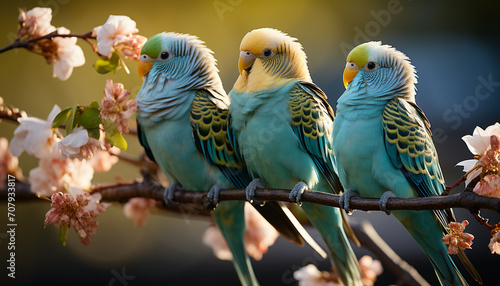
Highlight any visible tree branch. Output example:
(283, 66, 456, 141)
(352, 221, 430, 286)
(0, 103, 27, 123)
(5, 176, 500, 214)
(0, 31, 96, 54)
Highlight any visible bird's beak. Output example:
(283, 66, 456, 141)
(138, 61, 154, 81)
(343, 62, 359, 89)
(238, 51, 257, 75)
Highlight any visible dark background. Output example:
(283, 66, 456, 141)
(1, 0, 499, 285)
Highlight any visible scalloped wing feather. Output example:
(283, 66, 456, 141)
(382, 98, 454, 227)
(289, 82, 343, 194)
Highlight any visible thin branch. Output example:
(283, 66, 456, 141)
(0, 104, 27, 123)
(352, 221, 430, 286)
(6, 178, 500, 214)
(0, 30, 95, 54)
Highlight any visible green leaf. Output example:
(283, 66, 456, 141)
(58, 225, 68, 247)
(87, 127, 100, 139)
(90, 101, 100, 109)
(78, 107, 102, 129)
(52, 107, 72, 128)
(93, 52, 120, 74)
(103, 119, 127, 150)
(65, 105, 77, 135)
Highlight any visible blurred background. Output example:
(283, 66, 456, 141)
(1, 0, 499, 285)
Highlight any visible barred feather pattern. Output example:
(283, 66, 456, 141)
(137, 32, 227, 125)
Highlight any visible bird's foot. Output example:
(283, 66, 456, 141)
(245, 178, 265, 206)
(164, 184, 182, 206)
(379, 191, 396, 215)
(290, 181, 308, 206)
(339, 189, 360, 215)
(206, 184, 222, 210)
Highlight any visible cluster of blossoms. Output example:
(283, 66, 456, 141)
(6, 78, 137, 244)
(202, 202, 279, 261)
(100, 79, 138, 134)
(455, 123, 500, 255)
(0, 137, 23, 189)
(93, 15, 147, 61)
(457, 123, 500, 197)
(123, 198, 157, 227)
(18, 8, 85, 80)
(442, 220, 474, 255)
(45, 186, 109, 245)
(293, 256, 383, 286)
(15, 8, 146, 80)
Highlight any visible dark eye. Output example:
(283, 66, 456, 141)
(160, 51, 169, 60)
(367, 61, 376, 70)
(262, 49, 273, 57)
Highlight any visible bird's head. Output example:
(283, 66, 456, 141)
(137, 32, 222, 92)
(343, 41, 417, 102)
(234, 28, 311, 92)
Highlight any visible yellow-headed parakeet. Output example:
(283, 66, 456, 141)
(229, 28, 363, 286)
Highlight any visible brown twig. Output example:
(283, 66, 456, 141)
(0, 104, 27, 123)
(5, 177, 500, 214)
(352, 221, 430, 286)
(0, 31, 96, 54)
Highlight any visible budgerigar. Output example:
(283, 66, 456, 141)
(136, 32, 324, 286)
(229, 28, 363, 286)
(333, 41, 481, 285)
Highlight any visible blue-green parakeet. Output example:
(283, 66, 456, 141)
(333, 41, 481, 286)
(228, 28, 363, 286)
(136, 32, 323, 286)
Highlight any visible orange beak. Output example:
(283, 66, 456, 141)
(238, 51, 257, 75)
(138, 61, 154, 81)
(343, 62, 359, 89)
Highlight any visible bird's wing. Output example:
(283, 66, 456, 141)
(190, 89, 250, 188)
(137, 120, 157, 163)
(382, 97, 482, 284)
(382, 98, 451, 226)
(289, 81, 343, 194)
(191, 89, 332, 253)
(290, 82, 360, 246)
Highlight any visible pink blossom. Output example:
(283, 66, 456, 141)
(243, 201, 279, 261)
(202, 223, 234, 261)
(17, 9, 83, 80)
(457, 123, 500, 191)
(51, 27, 85, 81)
(202, 202, 279, 261)
(442, 220, 474, 255)
(473, 174, 500, 197)
(89, 147, 120, 172)
(462, 123, 500, 155)
(100, 80, 137, 133)
(293, 256, 383, 286)
(29, 147, 94, 197)
(59, 126, 105, 160)
(293, 264, 340, 286)
(10, 105, 60, 159)
(45, 186, 109, 245)
(0, 138, 23, 188)
(117, 34, 148, 61)
(359, 255, 383, 286)
(123, 198, 157, 227)
(18, 7, 56, 38)
(93, 15, 146, 60)
(489, 231, 500, 255)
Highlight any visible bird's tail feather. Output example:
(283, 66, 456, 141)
(393, 210, 468, 286)
(254, 201, 327, 258)
(301, 202, 363, 286)
(211, 201, 259, 286)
